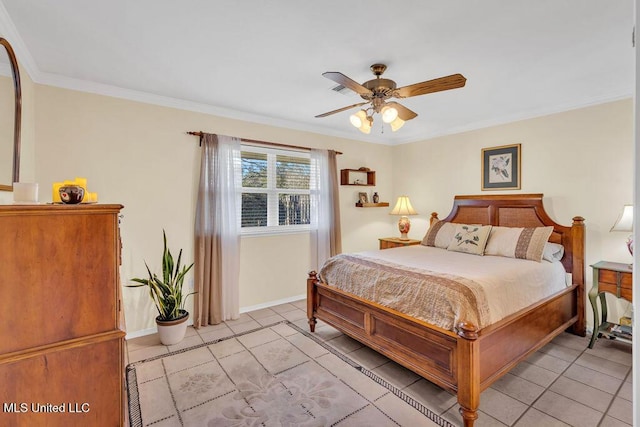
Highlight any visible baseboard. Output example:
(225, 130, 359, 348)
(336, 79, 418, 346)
(126, 327, 158, 340)
(124, 316, 196, 340)
(239, 294, 306, 314)
(125, 294, 306, 340)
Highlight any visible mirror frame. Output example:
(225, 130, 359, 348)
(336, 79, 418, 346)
(0, 37, 22, 191)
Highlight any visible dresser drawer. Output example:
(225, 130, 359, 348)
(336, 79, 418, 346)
(380, 239, 401, 249)
(0, 209, 119, 354)
(599, 269, 632, 289)
(598, 268, 632, 301)
(379, 238, 421, 250)
(0, 336, 124, 427)
(599, 282, 632, 301)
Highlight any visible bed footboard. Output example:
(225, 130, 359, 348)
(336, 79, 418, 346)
(307, 271, 318, 333)
(308, 271, 461, 388)
(307, 271, 479, 425)
(307, 271, 579, 427)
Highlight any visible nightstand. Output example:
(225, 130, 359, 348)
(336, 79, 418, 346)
(588, 261, 633, 348)
(379, 237, 421, 250)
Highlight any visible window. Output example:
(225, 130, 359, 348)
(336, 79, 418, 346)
(240, 146, 310, 234)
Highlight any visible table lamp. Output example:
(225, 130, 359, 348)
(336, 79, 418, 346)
(390, 196, 418, 240)
(610, 204, 633, 263)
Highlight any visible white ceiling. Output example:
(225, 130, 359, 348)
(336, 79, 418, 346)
(0, 0, 634, 145)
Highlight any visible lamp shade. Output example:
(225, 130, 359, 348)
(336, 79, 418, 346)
(350, 110, 371, 134)
(381, 105, 398, 123)
(390, 196, 418, 216)
(611, 204, 634, 259)
(390, 116, 405, 132)
(350, 110, 366, 128)
(611, 205, 633, 232)
(359, 115, 372, 134)
(390, 196, 417, 240)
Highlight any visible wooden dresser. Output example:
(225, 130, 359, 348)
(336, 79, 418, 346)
(0, 204, 125, 426)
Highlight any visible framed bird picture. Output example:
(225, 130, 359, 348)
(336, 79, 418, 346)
(481, 144, 521, 190)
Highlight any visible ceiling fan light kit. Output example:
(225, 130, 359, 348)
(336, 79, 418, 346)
(349, 110, 372, 134)
(381, 105, 399, 123)
(349, 110, 365, 127)
(390, 116, 405, 132)
(317, 63, 466, 134)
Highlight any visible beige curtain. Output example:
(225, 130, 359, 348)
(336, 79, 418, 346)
(327, 150, 342, 256)
(193, 133, 241, 327)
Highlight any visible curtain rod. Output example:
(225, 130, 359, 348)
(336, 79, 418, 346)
(187, 131, 342, 155)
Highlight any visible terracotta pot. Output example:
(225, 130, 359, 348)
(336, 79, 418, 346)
(156, 310, 189, 345)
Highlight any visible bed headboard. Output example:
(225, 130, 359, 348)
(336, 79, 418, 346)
(431, 194, 585, 287)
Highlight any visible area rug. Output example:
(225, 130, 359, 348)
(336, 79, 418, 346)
(126, 321, 454, 427)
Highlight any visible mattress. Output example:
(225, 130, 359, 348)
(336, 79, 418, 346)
(318, 245, 567, 331)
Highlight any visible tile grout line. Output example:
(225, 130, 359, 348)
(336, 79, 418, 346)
(596, 363, 633, 427)
(289, 321, 456, 427)
(126, 309, 632, 427)
(508, 350, 581, 426)
(510, 339, 618, 427)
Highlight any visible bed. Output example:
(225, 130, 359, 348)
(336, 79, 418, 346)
(306, 194, 585, 427)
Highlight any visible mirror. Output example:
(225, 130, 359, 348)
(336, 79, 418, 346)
(0, 38, 21, 191)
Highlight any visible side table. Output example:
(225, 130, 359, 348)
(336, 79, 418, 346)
(588, 261, 632, 348)
(379, 237, 421, 250)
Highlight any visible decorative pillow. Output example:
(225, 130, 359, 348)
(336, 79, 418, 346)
(446, 224, 492, 256)
(542, 242, 565, 262)
(484, 226, 554, 262)
(422, 221, 458, 249)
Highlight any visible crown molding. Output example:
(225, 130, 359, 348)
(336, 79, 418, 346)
(38, 70, 393, 145)
(0, 2, 389, 145)
(0, 1, 39, 80)
(30, 69, 638, 148)
(1, 2, 632, 148)
(400, 92, 633, 145)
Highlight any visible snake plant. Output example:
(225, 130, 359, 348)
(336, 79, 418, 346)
(128, 230, 195, 321)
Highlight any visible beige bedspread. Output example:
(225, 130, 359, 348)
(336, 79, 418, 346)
(319, 245, 567, 331)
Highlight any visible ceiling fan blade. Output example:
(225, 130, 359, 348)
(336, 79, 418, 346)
(322, 72, 372, 96)
(315, 102, 369, 118)
(386, 101, 418, 121)
(394, 73, 466, 98)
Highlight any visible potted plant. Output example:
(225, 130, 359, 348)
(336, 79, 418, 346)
(128, 230, 195, 345)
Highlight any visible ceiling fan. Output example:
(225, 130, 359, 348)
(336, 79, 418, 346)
(316, 64, 466, 133)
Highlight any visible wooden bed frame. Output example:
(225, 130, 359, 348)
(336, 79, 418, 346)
(307, 194, 585, 427)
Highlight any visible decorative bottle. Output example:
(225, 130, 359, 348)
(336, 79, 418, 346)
(372, 192, 379, 203)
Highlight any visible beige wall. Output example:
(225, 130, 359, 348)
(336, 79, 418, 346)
(393, 99, 635, 328)
(32, 85, 394, 334)
(0, 74, 13, 183)
(0, 59, 35, 204)
(10, 81, 633, 335)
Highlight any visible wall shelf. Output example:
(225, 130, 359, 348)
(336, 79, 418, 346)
(355, 202, 389, 208)
(341, 169, 375, 186)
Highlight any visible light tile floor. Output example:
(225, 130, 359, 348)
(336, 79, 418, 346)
(126, 300, 633, 427)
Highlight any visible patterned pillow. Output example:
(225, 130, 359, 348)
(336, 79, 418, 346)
(446, 224, 492, 256)
(422, 221, 458, 249)
(484, 226, 554, 262)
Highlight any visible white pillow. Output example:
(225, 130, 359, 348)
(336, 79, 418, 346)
(542, 242, 565, 262)
(446, 224, 492, 256)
